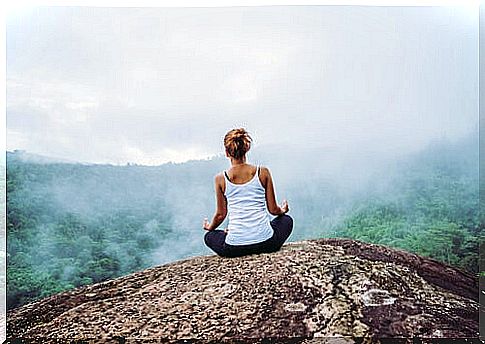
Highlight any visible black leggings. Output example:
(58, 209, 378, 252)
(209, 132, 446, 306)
(204, 214, 293, 258)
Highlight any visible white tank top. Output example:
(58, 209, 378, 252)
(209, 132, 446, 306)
(223, 165, 274, 245)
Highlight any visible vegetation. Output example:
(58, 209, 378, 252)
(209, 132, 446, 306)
(331, 138, 482, 274)
(6, 134, 482, 310)
(6, 159, 181, 309)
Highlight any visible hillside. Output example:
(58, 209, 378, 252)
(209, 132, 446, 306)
(6, 134, 481, 311)
(6, 238, 479, 343)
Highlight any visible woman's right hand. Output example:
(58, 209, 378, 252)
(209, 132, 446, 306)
(280, 199, 289, 214)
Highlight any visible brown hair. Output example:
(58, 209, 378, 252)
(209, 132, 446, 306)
(224, 128, 252, 159)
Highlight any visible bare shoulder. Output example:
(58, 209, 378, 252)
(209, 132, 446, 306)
(214, 172, 225, 192)
(259, 165, 271, 177)
(258, 165, 271, 186)
(214, 172, 224, 183)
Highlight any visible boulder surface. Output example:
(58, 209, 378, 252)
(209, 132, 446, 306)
(6, 238, 480, 343)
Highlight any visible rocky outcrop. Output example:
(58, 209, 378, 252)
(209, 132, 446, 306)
(6, 238, 480, 343)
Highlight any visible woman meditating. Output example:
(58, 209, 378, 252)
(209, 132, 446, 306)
(203, 128, 293, 258)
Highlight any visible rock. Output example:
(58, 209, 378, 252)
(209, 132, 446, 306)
(6, 238, 479, 343)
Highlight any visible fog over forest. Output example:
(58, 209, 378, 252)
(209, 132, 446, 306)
(6, 5, 480, 310)
(7, 130, 480, 311)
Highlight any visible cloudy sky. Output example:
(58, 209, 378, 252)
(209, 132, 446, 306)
(6, 5, 478, 165)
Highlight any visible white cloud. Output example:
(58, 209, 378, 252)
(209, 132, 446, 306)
(6, 5, 478, 165)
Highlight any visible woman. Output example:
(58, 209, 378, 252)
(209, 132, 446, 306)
(203, 128, 293, 258)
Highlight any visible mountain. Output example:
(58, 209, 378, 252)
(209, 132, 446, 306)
(6, 150, 85, 165)
(6, 238, 479, 343)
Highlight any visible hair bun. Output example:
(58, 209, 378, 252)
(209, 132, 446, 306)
(234, 129, 246, 138)
(224, 128, 253, 159)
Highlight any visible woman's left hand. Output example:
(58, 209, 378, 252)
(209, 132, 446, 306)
(203, 217, 212, 231)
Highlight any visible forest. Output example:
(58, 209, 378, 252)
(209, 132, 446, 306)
(6, 133, 482, 310)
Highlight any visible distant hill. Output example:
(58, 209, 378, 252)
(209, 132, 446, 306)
(6, 133, 481, 311)
(6, 150, 82, 165)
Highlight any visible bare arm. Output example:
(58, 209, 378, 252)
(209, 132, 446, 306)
(260, 166, 288, 216)
(203, 173, 228, 231)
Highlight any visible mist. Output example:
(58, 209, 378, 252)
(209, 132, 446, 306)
(7, 130, 478, 258)
(7, 5, 478, 165)
(6, 5, 479, 310)
(6, 129, 479, 310)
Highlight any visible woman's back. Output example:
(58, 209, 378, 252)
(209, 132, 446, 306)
(203, 127, 292, 258)
(223, 164, 274, 245)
